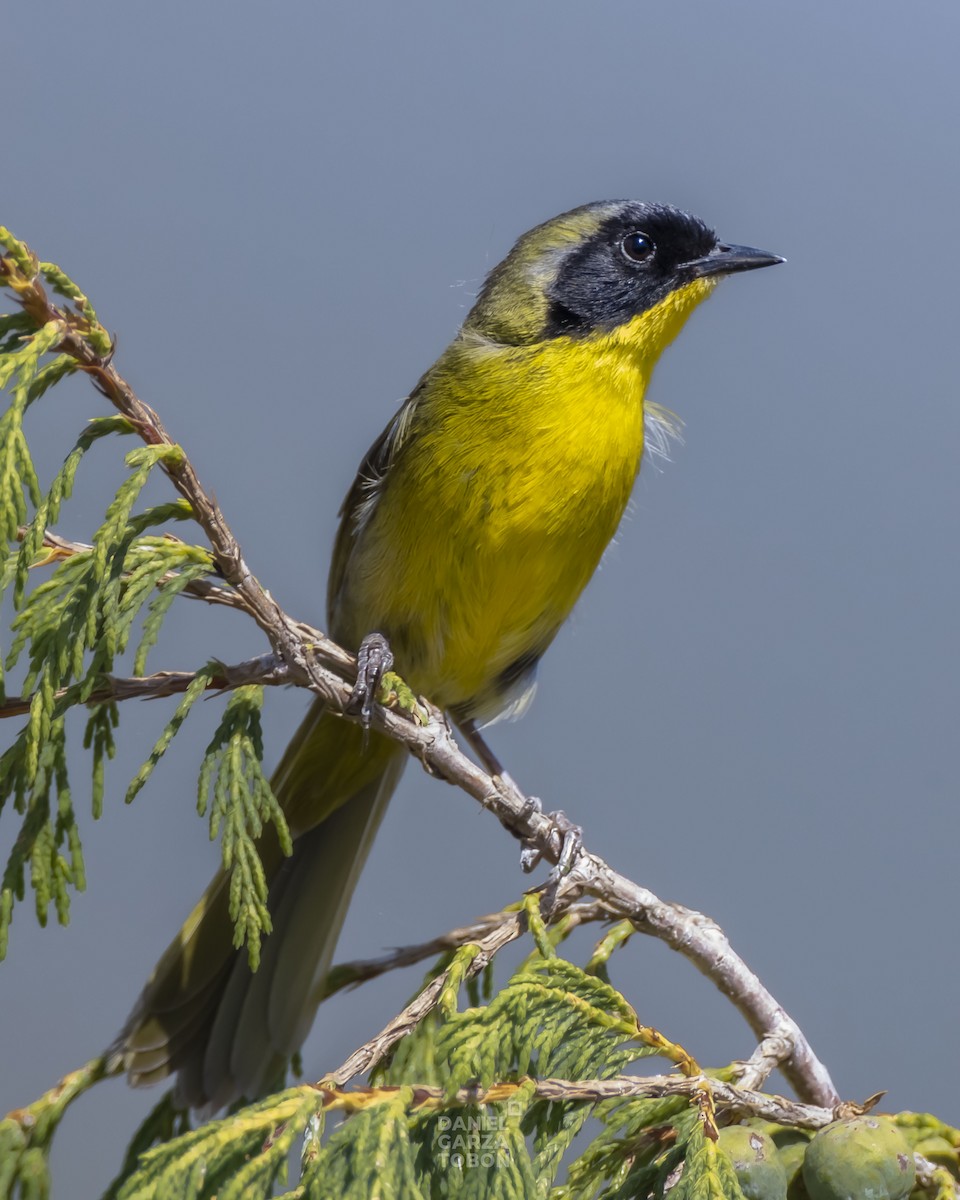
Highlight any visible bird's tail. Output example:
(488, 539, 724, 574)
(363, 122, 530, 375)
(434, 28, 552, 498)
(114, 699, 405, 1109)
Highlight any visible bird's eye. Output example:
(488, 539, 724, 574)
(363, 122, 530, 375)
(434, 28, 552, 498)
(620, 231, 656, 263)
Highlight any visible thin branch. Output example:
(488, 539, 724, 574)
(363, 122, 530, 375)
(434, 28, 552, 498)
(5, 263, 840, 1109)
(17, 526, 249, 613)
(315, 899, 614, 1004)
(62, 335, 358, 689)
(367, 715, 841, 1107)
(730, 1032, 796, 1092)
(326, 913, 528, 1087)
(312, 1075, 956, 1194)
(0, 654, 291, 719)
(4, 1055, 112, 1133)
(315, 1073, 838, 1130)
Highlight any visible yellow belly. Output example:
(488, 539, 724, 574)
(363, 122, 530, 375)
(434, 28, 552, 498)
(333, 279, 714, 717)
(334, 339, 641, 713)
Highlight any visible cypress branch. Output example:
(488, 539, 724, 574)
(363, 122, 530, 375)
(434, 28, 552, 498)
(5, 226, 956, 1200)
(197, 685, 291, 968)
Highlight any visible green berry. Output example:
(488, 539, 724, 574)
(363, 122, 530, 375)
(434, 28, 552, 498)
(803, 1117, 915, 1200)
(719, 1125, 788, 1200)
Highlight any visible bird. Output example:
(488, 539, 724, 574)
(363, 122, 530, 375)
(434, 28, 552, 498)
(115, 200, 783, 1109)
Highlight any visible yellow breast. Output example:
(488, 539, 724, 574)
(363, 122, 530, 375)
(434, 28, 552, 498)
(338, 278, 715, 716)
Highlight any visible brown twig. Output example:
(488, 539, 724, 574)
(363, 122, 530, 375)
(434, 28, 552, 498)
(3, 259, 841, 1108)
(325, 912, 528, 1087)
(315, 1072, 838, 1130)
(15, 527, 353, 671)
(729, 1032, 797, 1092)
(0, 654, 291, 719)
(315, 899, 614, 1004)
(314, 1070, 955, 1193)
(18, 526, 242, 611)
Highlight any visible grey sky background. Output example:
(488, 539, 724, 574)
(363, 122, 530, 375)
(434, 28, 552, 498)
(2, 2, 959, 1195)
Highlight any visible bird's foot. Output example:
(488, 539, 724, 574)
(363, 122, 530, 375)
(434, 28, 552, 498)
(519, 800, 583, 883)
(348, 632, 426, 727)
(348, 631, 393, 726)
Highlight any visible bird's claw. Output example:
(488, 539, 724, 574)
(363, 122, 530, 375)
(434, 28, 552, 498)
(348, 631, 394, 727)
(519, 802, 583, 882)
(519, 795, 545, 871)
(551, 811, 584, 881)
(348, 632, 427, 728)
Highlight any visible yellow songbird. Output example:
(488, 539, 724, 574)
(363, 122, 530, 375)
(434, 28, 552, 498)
(116, 200, 782, 1107)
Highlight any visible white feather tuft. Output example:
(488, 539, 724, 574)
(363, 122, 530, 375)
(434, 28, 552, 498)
(643, 401, 684, 470)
